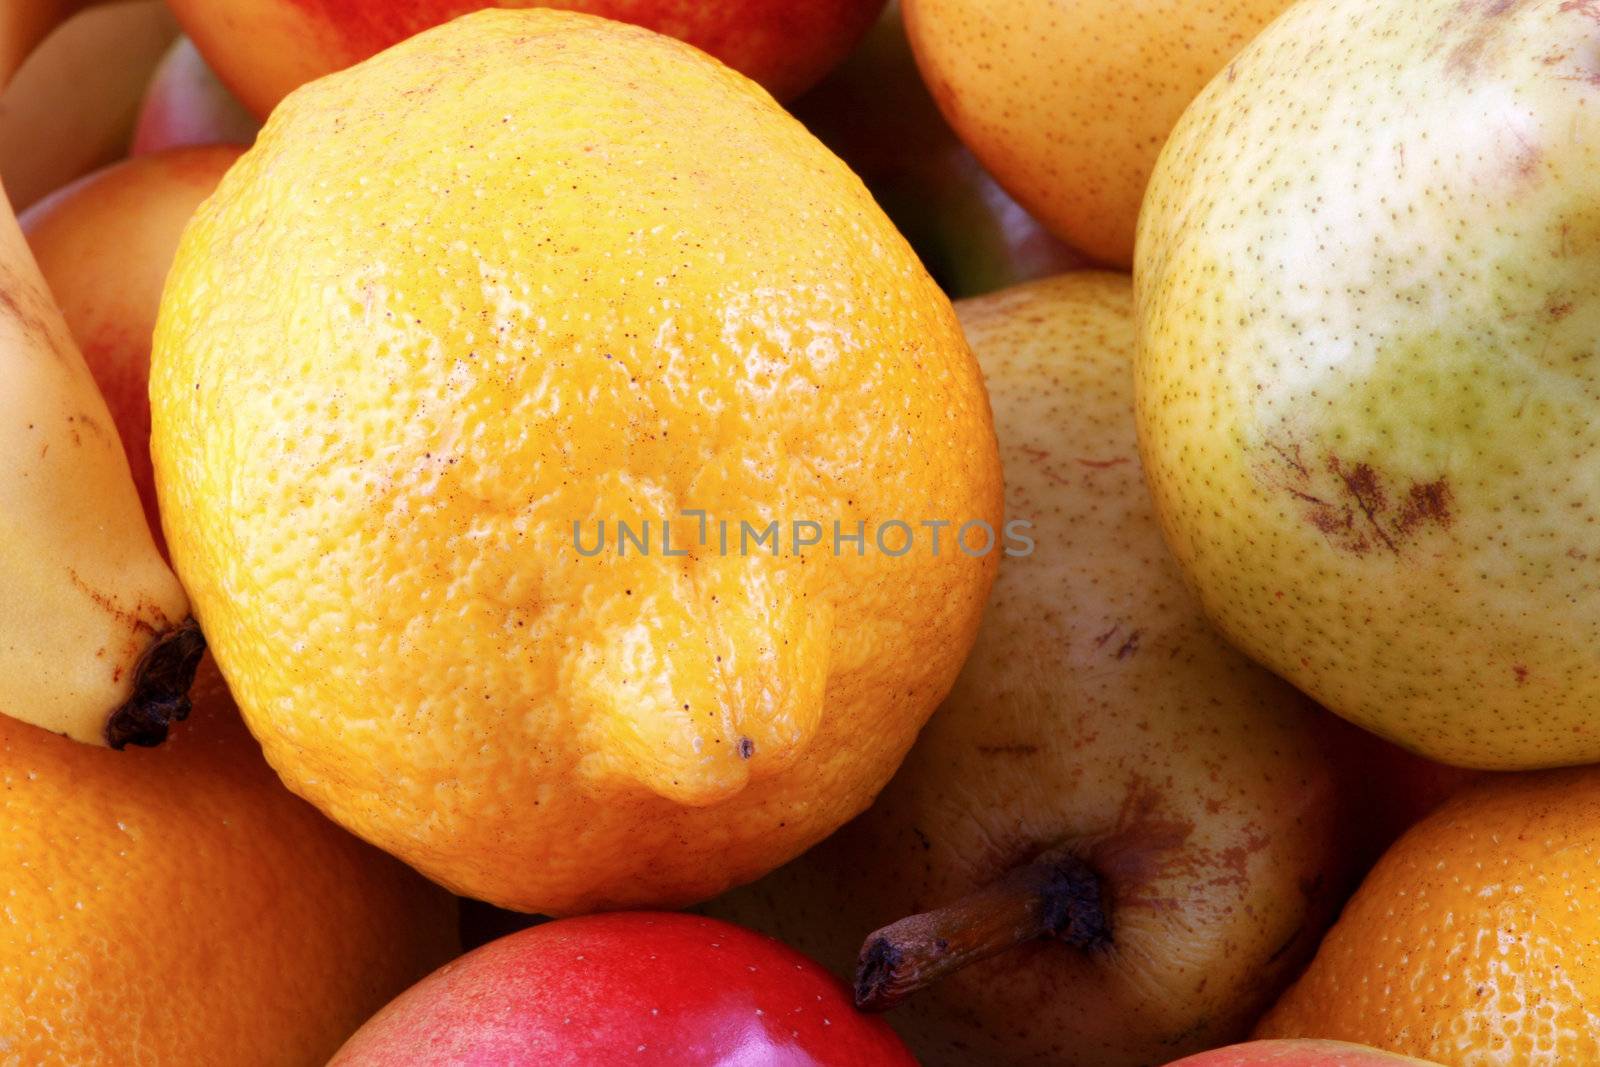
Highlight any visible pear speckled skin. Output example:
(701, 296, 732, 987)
(709, 274, 1360, 1067)
(151, 11, 1001, 916)
(902, 0, 1292, 267)
(1135, 0, 1600, 770)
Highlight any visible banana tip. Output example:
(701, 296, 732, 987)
(106, 619, 207, 749)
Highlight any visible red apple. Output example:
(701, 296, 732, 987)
(131, 37, 260, 155)
(165, 0, 888, 117)
(1164, 1041, 1442, 1066)
(329, 913, 915, 1066)
(20, 145, 244, 554)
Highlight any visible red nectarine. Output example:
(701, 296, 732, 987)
(329, 913, 916, 1066)
(167, 0, 888, 115)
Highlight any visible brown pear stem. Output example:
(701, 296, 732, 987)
(853, 846, 1110, 1012)
(106, 618, 206, 748)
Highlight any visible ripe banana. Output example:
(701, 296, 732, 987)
(0, 0, 201, 747)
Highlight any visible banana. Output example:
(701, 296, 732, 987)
(0, 0, 202, 747)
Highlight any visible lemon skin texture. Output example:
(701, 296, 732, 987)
(152, 10, 1003, 914)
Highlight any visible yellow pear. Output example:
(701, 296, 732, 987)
(901, 0, 1292, 267)
(707, 273, 1389, 1066)
(1135, 0, 1600, 769)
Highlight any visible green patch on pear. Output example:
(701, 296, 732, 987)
(1135, 0, 1600, 770)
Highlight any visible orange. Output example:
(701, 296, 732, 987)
(1258, 769, 1600, 1064)
(0, 660, 458, 1065)
(151, 9, 1003, 915)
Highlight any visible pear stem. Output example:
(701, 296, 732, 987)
(853, 846, 1110, 1012)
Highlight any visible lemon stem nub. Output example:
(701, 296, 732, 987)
(853, 847, 1110, 1012)
(106, 618, 206, 748)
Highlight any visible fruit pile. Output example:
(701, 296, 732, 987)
(0, 0, 1594, 1064)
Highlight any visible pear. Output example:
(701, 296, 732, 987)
(705, 273, 1399, 1066)
(1134, 0, 1600, 769)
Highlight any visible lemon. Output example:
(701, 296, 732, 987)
(152, 9, 1002, 914)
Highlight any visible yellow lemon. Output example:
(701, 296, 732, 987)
(152, 9, 1002, 915)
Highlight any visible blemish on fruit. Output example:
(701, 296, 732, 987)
(1560, 0, 1600, 23)
(1214, 825, 1271, 890)
(1262, 440, 1453, 556)
(1331, 459, 1394, 552)
(0, 273, 57, 358)
(1091, 785, 1199, 905)
(1445, 0, 1537, 76)
(976, 743, 1042, 756)
(1394, 480, 1454, 538)
(1500, 124, 1547, 184)
(67, 568, 162, 636)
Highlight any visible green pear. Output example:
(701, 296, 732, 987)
(705, 274, 1424, 1067)
(1135, 0, 1600, 769)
